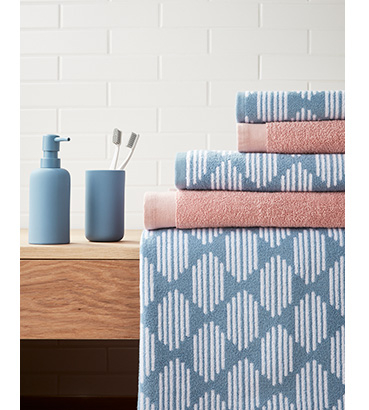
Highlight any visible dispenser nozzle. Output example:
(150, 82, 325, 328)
(54, 137, 71, 142)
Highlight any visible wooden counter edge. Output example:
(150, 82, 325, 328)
(20, 229, 142, 260)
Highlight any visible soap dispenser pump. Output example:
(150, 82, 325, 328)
(29, 134, 71, 244)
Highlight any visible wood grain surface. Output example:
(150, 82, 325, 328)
(20, 260, 140, 339)
(20, 229, 142, 260)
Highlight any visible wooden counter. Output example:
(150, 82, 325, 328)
(20, 229, 141, 340)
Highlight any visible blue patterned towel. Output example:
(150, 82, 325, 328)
(236, 91, 345, 123)
(138, 228, 345, 410)
(175, 151, 345, 192)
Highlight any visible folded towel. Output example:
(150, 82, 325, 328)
(236, 91, 345, 123)
(138, 227, 345, 409)
(238, 120, 345, 154)
(175, 151, 345, 192)
(144, 191, 345, 230)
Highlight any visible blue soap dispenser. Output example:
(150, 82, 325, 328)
(29, 134, 71, 244)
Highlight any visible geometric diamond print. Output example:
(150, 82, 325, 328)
(225, 229, 258, 281)
(296, 360, 329, 409)
(226, 290, 259, 350)
(330, 325, 345, 383)
(157, 291, 190, 351)
(193, 322, 226, 382)
(138, 228, 345, 410)
(329, 256, 345, 316)
(158, 358, 191, 409)
(293, 229, 329, 285)
(182, 150, 345, 192)
(227, 357, 260, 410)
(139, 324, 155, 384)
(155, 229, 190, 282)
(294, 292, 327, 352)
(260, 325, 294, 385)
(260, 255, 293, 317)
(262, 393, 295, 410)
(258, 227, 292, 248)
(191, 252, 225, 314)
(193, 390, 226, 410)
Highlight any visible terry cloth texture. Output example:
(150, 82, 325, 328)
(143, 191, 345, 230)
(138, 228, 345, 410)
(236, 91, 345, 123)
(237, 121, 345, 154)
(175, 151, 345, 192)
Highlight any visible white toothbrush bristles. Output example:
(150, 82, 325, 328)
(109, 128, 122, 170)
(118, 132, 140, 170)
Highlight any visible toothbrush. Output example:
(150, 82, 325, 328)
(109, 128, 122, 170)
(118, 132, 140, 170)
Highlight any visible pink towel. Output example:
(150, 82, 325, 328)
(237, 120, 345, 153)
(144, 191, 345, 230)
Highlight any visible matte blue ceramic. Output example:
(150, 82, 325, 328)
(85, 170, 125, 242)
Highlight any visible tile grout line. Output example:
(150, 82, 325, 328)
(258, 3, 263, 29)
(158, 3, 163, 28)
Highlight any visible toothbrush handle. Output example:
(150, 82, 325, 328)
(118, 149, 133, 170)
(109, 145, 120, 170)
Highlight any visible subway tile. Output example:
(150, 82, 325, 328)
(124, 160, 158, 186)
(21, 83, 107, 107)
(261, 55, 344, 80)
(20, 188, 29, 214)
(310, 30, 345, 55)
(162, 55, 258, 81)
(20, 161, 38, 187)
(162, 2, 258, 28)
(262, 4, 344, 29)
(20, 374, 58, 396)
(309, 0, 344, 2)
(208, 134, 239, 151)
(19, 0, 345, 232)
(20, 214, 28, 229)
(61, 159, 111, 187)
(309, 80, 345, 90)
(110, 82, 207, 107)
(59, 374, 138, 396)
(160, 107, 235, 133)
(20, 30, 107, 55)
(108, 347, 139, 373)
(61, 55, 157, 81)
(63, 137, 107, 161)
(20, 109, 57, 134)
(70, 187, 84, 213)
(125, 213, 144, 230)
(133, 133, 207, 159)
(20, 135, 106, 161)
(59, 108, 157, 133)
(61, 3, 158, 28)
(111, 28, 207, 54)
(158, 160, 175, 186)
(20, 348, 107, 373)
(20, 5, 59, 28)
(211, 29, 307, 54)
(209, 80, 308, 106)
(21, 57, 58, 81)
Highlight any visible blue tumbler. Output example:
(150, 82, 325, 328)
(85, 170, 125, 242)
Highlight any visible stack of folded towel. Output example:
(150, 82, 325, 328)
(138, 91, 345, 409)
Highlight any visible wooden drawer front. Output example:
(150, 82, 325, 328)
(20, 260, 139, 339)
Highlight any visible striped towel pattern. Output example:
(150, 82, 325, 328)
(236, 91, 345, 123)
(138, 227, 345, 410)
(175, 151, 345, 192)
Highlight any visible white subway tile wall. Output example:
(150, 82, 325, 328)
(20, 0, 345, 230)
